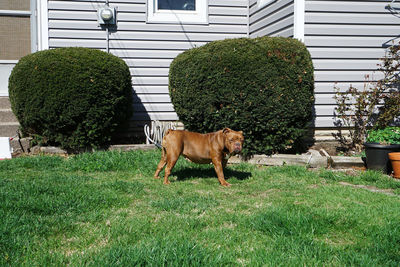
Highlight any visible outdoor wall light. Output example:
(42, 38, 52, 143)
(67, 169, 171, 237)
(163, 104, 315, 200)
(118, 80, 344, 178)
(97, 6, 116, 25)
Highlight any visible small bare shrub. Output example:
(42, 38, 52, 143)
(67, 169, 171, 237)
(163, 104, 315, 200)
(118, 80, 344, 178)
(334, 42, 400, 152)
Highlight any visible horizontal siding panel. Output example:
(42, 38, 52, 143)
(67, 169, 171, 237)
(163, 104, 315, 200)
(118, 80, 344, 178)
(210, 0, 247, 7)
(313, 59, 380, 70)
(305, 13, 400, 25)
(305, 24, 400, 37)
(55, 23, 248, 37)
(308, 47, 386, 59)
(48, 1, 146, 12)
(133, 103, 175, 112)
(209, 6, 247, 16)
(113, 31, 246, 41)
(313, 94, 384, 105)
(314, 117, 340, 128)
(115, 22, 247, 33)
(250, 0, 293, 24)
(305, 36, 399, 47)
(49, 20, 105, 29)
(50, 29, 104, 38)
(49, 29, 246, 41)
(313, 105, 382, 117)
(133, 112, 179, 121)
(134, 93, 171, 103)
(315, 105, 341, 116)
(314, 94, 336, 105)
(251, 16, 293, 37)
(133, 86, 168, 94)
(305, 1, 390, 13)
(112, 50, 181, 59)
(249, 4, 293, 33)
(49, 10, 98, 20)
(314, 82, 376, 93)
(109, 40, 207, 49)
(132, 76, 168, 85)
(314, 70, 384, 82)
(123, 58, 173, 68)
(49, 39, 106, 48)
(269, 27, 293, 38)
(130, 67, 169, 76)
(49, 1, 104, 10)
(208, 15, 248, 25)
(117, 13, 147, 22)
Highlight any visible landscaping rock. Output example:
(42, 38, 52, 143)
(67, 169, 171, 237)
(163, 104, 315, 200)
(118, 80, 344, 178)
(330, 156, 365, 169)
(10, 137, 32, 154)
(109, 144, 156, 151)
(30, 145, 68, 155)
(228, 152, 328, 168)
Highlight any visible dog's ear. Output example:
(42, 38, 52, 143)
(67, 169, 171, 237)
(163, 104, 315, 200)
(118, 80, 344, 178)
(239, 131, 243, 135)
(223, 128, 231, 134)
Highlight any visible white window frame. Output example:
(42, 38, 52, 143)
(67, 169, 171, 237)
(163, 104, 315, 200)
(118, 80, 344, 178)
(147, 0, 208, 24)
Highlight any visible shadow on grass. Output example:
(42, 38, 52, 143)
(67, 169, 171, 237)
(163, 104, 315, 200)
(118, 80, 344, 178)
(173, 166, 252, 182)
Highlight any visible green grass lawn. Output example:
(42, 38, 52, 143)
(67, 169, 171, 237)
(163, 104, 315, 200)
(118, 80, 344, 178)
(1, 149, 400, 266)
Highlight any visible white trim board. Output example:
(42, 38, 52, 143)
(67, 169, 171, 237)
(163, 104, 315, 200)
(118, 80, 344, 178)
(294, 0, 305, 42)
(37, 0, 49, 50)
(147, 0, 208, 24)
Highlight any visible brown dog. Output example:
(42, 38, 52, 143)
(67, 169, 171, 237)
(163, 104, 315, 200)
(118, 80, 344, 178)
(154, 128, 244, 186)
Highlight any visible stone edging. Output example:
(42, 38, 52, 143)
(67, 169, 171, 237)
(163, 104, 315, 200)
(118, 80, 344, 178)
(11, 141, 365, 169)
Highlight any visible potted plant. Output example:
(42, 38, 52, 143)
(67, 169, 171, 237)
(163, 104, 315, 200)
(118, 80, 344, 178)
(388, 152, 400, 178)
(364, 127, 400, 174)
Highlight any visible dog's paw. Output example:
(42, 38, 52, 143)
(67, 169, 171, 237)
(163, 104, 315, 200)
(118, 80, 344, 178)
(221, 182, 231, 187)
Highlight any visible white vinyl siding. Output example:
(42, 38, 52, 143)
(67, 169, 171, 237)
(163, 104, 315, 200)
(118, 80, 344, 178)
(305, 0, 399, 127)
(48, 0, 248, 124)
(249, 0, 294, 38)
(46, 0, 400, 130)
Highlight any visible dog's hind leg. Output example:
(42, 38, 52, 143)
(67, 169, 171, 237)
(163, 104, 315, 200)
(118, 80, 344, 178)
(154, 147, 167, 179)
(163, 147, 180, 185)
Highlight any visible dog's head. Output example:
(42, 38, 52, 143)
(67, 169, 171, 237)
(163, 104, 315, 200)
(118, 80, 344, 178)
(223, 128, 244, 155)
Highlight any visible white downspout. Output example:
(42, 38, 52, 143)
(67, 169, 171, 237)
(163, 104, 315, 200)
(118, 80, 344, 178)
(37, 0, 49, 50)
(293, 0, 305, 42)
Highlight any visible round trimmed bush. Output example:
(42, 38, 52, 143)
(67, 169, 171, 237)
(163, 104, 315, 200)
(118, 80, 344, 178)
(8, 47, 133, 150)
(169, 37, 314, 155)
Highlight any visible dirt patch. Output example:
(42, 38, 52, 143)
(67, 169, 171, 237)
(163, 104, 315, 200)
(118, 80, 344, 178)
(310, 142, 340, 156)
(339, 182, 398, 197)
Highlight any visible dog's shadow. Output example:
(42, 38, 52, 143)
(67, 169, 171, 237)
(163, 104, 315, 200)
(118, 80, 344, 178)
(172, 166, 252, 182)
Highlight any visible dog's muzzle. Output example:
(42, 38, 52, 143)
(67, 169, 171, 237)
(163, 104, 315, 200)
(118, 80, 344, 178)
(234, 143, 242, 154)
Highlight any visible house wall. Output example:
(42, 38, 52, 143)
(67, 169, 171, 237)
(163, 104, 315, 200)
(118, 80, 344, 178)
(46, 0, 400, 134)
(249, 0, 294, 38)
(304, 0, 400, 127)
(47, 0, 248, 131)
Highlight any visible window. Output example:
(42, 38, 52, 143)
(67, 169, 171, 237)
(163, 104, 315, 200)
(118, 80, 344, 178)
(158, 0, 195, 11)
(0, 0, 33, 96)
(147, 0, 208, 24)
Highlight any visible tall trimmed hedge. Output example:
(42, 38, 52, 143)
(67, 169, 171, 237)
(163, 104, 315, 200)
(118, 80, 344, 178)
(169, 37, 314, 155)
(8, 47, 133, 151)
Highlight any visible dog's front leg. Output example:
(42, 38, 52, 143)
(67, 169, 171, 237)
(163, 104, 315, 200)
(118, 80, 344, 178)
(212, 156, 231, 187)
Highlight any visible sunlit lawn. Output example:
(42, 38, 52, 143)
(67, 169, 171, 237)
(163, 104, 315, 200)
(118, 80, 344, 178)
(1, 149, 399, 266)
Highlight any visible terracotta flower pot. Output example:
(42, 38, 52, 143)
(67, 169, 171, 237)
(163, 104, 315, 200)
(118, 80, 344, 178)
(389, 152, 400, 179)
(364, 143, 400, 174)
